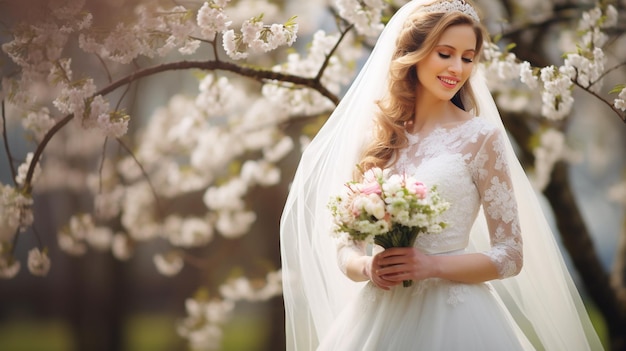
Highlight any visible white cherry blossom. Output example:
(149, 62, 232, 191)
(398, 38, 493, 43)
(197, 1, 232, 39)
(112, 233, 133, 261)
(27, 248, 51, 276)
(215, 210, 256, 238)
(153, 252, 184, 276)
(334, 0, 385, 37)
(0, 256, 20, 279)
(15, 152, 42, 187)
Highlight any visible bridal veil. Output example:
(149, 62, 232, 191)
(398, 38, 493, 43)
(280, 0, 604, 349)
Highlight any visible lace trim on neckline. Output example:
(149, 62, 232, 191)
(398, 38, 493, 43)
(405, 117, 479, 144)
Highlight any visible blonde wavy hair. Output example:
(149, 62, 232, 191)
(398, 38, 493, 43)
(358, 5, 487, 174)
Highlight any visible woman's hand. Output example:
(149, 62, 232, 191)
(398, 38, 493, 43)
(369, 247, 437, 288)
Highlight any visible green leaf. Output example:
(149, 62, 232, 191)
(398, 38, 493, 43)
(609, 84, 626, 94)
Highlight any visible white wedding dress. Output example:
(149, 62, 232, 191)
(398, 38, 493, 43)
(318, 117, 534, 350)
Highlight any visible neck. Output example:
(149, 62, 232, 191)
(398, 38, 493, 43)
(412, 88, 457, 133)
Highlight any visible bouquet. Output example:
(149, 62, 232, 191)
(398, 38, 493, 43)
(328, 167, 450, 287)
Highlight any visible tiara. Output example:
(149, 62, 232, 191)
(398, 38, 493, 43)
(420, 0, 480, 22)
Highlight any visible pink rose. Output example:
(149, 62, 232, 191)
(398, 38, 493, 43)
(407, 180, 427, 199)
(360, 181, 382, 195)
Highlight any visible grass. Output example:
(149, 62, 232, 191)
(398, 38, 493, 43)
(0, 310, 271, 351)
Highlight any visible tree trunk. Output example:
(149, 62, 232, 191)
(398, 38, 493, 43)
(544, 162, 626, 351)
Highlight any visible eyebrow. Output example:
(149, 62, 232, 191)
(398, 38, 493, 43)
(436, 44, 476, 53)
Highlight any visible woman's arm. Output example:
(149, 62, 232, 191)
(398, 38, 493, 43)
(338, 239, 400, 290)
(374, 248, 499, 284)
(375, 127, 523, 285)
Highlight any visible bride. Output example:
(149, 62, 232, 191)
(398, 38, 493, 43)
(280, 0, 604, 350)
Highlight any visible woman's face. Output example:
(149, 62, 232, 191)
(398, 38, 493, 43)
(415, 24, 477, 103)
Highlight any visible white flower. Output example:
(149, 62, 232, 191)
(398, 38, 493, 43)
(23, 107, 55, 140)
(195, 75, 236, 117)
(579, 7, 602, 31)
(581, 28, 608, 48)
(263, 30, 354, 115)
(15, 152, 42, 188)
(97, 111, 129, 138)
(94, 186, 124, 220)
(0, 183, 34, 241)
(215, 210, 256, 238)
(240, 160, 280, 187)
(167, 217, 214, 248)
(241, 17, 262, 42)
(495, 53, 520, 81)
(263, 135, 293, 162)
(53, 78, 96, 119)
(222, 30, 248, 60)
(220, 277, 254, 301)
(153, 252, 184, 276)
(177, 297, 234, 350)
(361, 194, 386, 220)
(86, 226, 113, 251)
(50, 0, 86, 20)
(58, 233, 87, 256)
(112, 233, 133, 261)
(603, 5, 618, 28)
(219, 271, 282, 302)
(0, 256, 20, 279)
(185, 325, 223, 351)
(539, 66, 574, 120)
(57, 214, 96, 255)
(102, 23, 142, 64)
(335, 0, 385, 37)
(197, 1, 232, 39)
(203, 178, 248, 211)
(179, 39, 201, 55)
(614, 88, 626, 111)
(87, 95, 109, 128)
(191, 129, 244, 176)
(27, 248, 51, 276)
(121, 182, 159, 241)
(532, 129, 566, 191)
(519, 61, 538, 88)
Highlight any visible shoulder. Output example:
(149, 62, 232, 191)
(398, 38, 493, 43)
(461, 117, 502, 143)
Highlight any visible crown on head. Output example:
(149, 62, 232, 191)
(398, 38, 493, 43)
(420, 0, 480, 22)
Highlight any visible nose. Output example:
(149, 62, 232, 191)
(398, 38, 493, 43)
(449, 57, 462, 75)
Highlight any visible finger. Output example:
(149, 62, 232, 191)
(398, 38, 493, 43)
(378, 247, 411, 258)
(382, 272, 410, 281)
(378, 256, 408, 267)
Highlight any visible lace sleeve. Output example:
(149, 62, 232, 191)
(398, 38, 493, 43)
(335, 234, 367, 276)
(471, 128, 523, 279)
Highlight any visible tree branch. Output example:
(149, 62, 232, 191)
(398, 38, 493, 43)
(115, 138, 163, 219)
(314, 24, 354, 81)
(1, 100, 17, 186)
(21, 59, 341, 195)
(498, 5, 584, 40)
(572, 79, 626, 123)
(612, 213, 626, 309)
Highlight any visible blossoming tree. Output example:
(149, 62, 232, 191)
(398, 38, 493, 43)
(0, 0, 625, 350)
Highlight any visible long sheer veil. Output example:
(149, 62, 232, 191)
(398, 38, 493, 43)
(279, 1, 604, 350)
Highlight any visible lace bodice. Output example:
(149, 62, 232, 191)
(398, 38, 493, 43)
(337, 117, 523, 279)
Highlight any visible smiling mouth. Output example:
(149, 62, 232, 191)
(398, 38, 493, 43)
(438, 76, 459, 87)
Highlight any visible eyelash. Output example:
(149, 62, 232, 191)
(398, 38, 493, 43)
(438, 53, 473, 63)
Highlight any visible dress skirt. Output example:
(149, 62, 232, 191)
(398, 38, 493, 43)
(317, 277, 534, 351)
